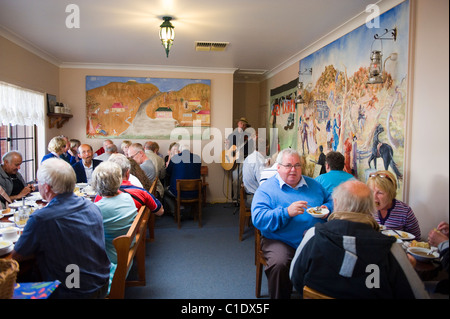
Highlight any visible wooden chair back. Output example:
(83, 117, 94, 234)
(239, 184, 251, 241)
(147, 177, 158, 242)
(109, 205, 150, 299)
(148, 177, 158, 194)
(200, 165, 209, 206)
(303, 285, 334, 299)
(255, 228, 267, 298)
(175, 179, 202, 229)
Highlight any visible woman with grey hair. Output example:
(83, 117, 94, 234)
(92, 160, 137, 293)
(290, 180, 429, 299)
(108, 153, 143, 188)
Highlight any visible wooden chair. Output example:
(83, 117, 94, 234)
(200, 166, 209, 206)
(147, 177, 158, 242)
(176, 179, 203, 229)
(239, 184, 252, 241)
(303, 285, 334, 299)
(109, 206, 151, 299)
(255, 228, 267, 298)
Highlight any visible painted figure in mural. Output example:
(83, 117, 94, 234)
(332, 113, 340, 151)
(306, 116, 318, 154)
(368, 124, 403, 181)
(300, 118, 309, 154)
(343, 133, 353, 174)
(351, 134, 358, 178)
(357, 105, 366, 133)
(326, 118, 332, 150)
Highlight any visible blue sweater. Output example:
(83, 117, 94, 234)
(314, 170, 354, 195)
(251, 174, 333, 248)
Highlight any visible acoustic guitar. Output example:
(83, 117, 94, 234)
(221, 145, 238, 171)
(221, 136, 251, 171)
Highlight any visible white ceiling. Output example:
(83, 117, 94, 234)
(0, 0, 376, 81)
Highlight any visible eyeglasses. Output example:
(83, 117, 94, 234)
(129, 152, 140, 159)
(279, 163, 302, 170)
(369, 173, 394, 184)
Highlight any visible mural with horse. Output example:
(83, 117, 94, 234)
(290, 1, 409, 199)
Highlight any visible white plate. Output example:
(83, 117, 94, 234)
(7, 202, 22, 209)
(306, 207, 329, 218)
(382, 229, 415, 241)
(76, 183, 88, 188)
(0, 222, 15, 228)
(407, 247, 439, 263)
(27, 192, 42, 200)
(0, 240, 13, 256)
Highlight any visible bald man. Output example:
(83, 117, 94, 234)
(290, 180, 429, 299)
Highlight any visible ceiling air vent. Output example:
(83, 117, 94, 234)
(195, 41, 229, 52)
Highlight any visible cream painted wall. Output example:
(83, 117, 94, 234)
(0, 36, 59, 163)
(407, 0, 449, 237)
(233, 81, 260, 126)
(59, 67, 234, 203)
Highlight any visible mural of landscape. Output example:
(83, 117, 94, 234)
(269, 1, 409, 197)
(86, 76, 211, 139)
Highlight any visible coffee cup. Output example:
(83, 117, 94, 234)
(1, 227, 19, 241)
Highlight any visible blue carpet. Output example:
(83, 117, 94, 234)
(125, 203, 269, 299)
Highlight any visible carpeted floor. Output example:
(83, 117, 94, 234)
(125, 203, 269, 299)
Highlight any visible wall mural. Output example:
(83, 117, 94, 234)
(86, 76, 211, 139)
(293, 0, 410, 197)
(268, 79, 298, 151)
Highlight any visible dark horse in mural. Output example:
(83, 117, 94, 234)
(368, 124, 403, 181)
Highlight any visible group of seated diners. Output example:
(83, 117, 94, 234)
(1, 138, 448, 299)
(247, 148, 448, 299)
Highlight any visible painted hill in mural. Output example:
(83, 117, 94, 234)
(86, 81, 210, 138)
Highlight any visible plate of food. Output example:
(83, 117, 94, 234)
(306, 207, 329, 218)
(382, 229, 415, 241)
(407, 247, 439, 263)
(1, 208, 13, 217)
(0, 240, 13, 256)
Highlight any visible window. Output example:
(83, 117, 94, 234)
(0, 124, 37, 183)
(0, 81, 44, 183)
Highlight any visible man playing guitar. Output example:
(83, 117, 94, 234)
(222, 117, 253, 171)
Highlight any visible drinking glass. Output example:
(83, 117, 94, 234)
(14, 205, 31, 229)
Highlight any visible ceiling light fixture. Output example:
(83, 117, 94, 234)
(159, 16, 175, 58)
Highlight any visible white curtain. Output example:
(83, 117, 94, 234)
(0, 81, 45, 126)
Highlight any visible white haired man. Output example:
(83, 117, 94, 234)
(0, 151, 34, 208)
(251, 148, 332, 299)
(12, 158, 110, 298)
(290, 180, 429, 299)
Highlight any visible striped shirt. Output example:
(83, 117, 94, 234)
(375, 199, 421, 240)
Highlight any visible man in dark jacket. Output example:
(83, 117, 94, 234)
(163, 144, 201, 215)
(72, 144, 101, 183)
(290, 180, 429, 299)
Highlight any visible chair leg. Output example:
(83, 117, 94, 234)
(176, 201, 181, 229)
(239, 209, 246, 241)
(256, 261, 263, 298)
(146, 213, 155, 242)
(198, 202, 202, 228)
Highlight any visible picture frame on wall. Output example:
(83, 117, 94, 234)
(47, 93, 56, 114)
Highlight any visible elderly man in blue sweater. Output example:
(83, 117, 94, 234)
(251, 148, 333, 299)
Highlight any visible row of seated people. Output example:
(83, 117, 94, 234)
(10, 157, 163, 298)
(245, 147, 447, 299)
